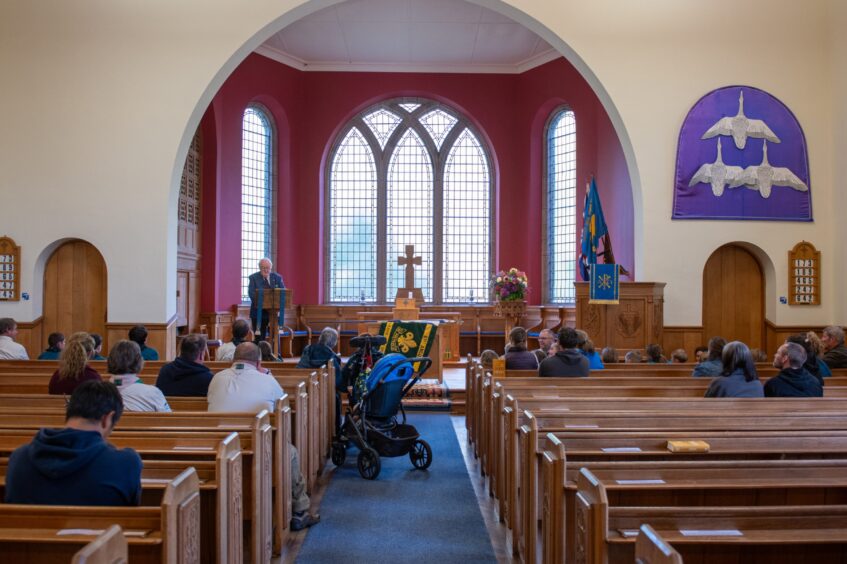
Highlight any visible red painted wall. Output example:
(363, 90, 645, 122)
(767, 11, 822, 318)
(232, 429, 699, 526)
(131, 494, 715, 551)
(201, 53, 633, 311)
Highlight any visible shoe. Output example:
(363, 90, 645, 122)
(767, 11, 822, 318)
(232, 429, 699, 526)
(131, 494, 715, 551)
(291, 511, 320, 532)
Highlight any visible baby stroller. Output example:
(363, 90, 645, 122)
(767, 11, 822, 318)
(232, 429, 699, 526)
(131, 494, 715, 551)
(331, 335, 433, 480)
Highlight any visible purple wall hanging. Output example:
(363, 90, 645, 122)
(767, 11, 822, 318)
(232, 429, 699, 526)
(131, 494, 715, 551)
(673, 85, 812, 221)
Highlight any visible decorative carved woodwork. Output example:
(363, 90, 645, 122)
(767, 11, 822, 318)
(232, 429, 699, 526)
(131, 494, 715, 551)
(576, 282, 665, 350)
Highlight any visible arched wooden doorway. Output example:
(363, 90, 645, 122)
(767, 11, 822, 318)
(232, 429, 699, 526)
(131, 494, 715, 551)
(42, 240, 107, 349)
(702, 244, 764, 350)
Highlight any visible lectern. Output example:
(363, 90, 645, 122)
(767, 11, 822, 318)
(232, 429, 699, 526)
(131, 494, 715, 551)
(254, 287, 287, 357)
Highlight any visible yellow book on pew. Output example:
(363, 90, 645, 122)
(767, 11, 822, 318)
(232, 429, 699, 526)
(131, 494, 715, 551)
(667, 440, 710, 453)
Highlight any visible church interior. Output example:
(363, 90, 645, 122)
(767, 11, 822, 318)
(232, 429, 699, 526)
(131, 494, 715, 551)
(2, 0, 847, 562)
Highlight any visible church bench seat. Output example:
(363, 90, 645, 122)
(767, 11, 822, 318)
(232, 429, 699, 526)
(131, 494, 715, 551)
(71, 524, 128, 564)
(0, 467, 200, 564)
(634, 524, 682, 564)
(576, 468, 847, 564)
(0, 453, 238, 564)
(0, 418, 275, 563)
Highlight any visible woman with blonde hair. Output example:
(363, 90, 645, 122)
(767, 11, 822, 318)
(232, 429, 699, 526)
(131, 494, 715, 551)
(48, 332, 102, 395)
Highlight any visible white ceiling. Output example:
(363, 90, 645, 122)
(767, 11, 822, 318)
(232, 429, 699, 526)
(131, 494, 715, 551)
(256, 0, 559, 74)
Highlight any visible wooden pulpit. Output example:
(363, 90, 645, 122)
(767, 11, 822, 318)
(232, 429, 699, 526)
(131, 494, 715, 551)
(254, 287, 287, 357)
(575, 282, 665, 351)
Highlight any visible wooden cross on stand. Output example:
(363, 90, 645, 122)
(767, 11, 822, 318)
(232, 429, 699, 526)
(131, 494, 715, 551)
(395, 244, 425, 304)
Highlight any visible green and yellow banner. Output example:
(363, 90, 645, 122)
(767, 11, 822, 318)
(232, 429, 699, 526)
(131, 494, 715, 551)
(378, 321, 437, 372)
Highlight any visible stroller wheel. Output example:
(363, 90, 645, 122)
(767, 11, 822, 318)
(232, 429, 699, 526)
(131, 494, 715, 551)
(331, 442, 346, 466)
(409, 439, 432, 470)
(357, 447, 381, 480)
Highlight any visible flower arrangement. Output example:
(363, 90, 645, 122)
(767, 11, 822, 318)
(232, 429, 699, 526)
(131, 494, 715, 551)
(491, 268, 529, 302)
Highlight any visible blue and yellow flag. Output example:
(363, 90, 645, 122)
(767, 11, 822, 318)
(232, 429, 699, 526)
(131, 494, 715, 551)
(579, 177, 609, 281)
(589, 263, 619, 304)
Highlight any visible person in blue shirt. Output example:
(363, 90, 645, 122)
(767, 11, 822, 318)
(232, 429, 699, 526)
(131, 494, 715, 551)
(693, 336, 726, 377)
(5, 380, 142, 506)
(90, 333, 106, 360)
(576, 330, 604, 370)
(37, 332, 65, 360)
(128, 325, 158, 361)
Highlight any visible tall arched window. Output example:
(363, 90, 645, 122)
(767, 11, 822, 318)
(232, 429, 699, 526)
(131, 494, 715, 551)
(545, 107, 577, 304)
(241, 105, 276, 302)
(327, 99, 493, 304)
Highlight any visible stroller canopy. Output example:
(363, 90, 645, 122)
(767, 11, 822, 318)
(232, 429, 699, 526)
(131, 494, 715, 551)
(366, 353, 415, 392)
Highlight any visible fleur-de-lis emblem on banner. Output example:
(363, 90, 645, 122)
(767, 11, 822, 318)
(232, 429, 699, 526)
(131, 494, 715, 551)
(397, 331, 417, 353)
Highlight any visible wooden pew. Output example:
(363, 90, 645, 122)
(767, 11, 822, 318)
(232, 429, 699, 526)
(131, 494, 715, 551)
(0, 467, 200, 563)
(634, 525, 682, 564)
(71, 524, 128, 564)
(0, 409, 278, 563)
(576, 467, 847, 564)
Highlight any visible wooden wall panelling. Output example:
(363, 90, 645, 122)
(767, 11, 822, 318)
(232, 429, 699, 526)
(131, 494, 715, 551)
(662, 326, 705, 359)
(15, 316, 43, 359)
(198, 311, 234, 343)
(106, 315, 178, 362)
(42, 240, 108, 351)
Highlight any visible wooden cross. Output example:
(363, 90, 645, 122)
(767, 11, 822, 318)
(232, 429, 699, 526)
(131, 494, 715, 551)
(396, 244, 424, 303)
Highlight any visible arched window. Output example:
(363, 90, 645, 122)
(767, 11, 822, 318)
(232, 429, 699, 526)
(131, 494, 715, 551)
(241, 105, 276, 302)
(545, 108, 577, 304)
(327, 99, 493, 304)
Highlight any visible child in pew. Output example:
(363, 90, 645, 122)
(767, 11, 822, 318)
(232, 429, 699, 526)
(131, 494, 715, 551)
(90, 332, 106, 360)
(5, 380, 142, 506)
(108, 340, 171, 412)
(208, 342, 320, 532)
(258, 340, 282, 362)
(48, 332, 102, 395)
(128, 325, 159, 361)
(479, 349, 499, 370)
(38, 332, 65, 360)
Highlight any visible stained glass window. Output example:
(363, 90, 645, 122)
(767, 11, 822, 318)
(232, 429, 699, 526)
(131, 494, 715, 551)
(546, 108, 577, 304)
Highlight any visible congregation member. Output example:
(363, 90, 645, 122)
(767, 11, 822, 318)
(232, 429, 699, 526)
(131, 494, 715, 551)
(108, 340, 171, 412)
(532, 349, 547, 366)
(624, 350, 642, 363)
(5, 380, 142, 506)
(765, 341, 823, 398)
(90, 333, 106, 360)
(704, 341, 764, 398)
(645, 343, 667, 364)
(803, 331, 832, 378)
(692, 336, 726, 377)
(155, 333, 213, 396)
(248, 257, 284, 343)
(576, 330, 604, 369)
(538, 327, 589, 377)
(821, 325, 847, 368)
(670, 348, 688, 363)
(216, 318, 250, 361)
(504, 326, 538, 369)
(479, 349, 498, 370)
(534, 328, 556, 357)
(693, 346, 708, 363)
(208, 342, 319, 531)
(48, 332, 101, 395)
(128, 325, 159, 361)
(0, 317, 28, 360)
(297, 327, 342, 375)
(750, 348, 768, 362)
(259, 340, 281, 362)
(38, 332, 65, 360)
(600, 347, 618, 364)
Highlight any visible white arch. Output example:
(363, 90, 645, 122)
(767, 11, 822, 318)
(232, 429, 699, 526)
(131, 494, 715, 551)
(167, 0, 644, 290)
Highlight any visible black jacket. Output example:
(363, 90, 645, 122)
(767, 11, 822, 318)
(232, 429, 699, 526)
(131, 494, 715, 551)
(297, 344, 342, 381)
(538, 349, 590, 377)
(764, 367, 823, 397)
(5, 428, 142, 506)
(155, 356, 213, 396)
(823, 345, 847, 369)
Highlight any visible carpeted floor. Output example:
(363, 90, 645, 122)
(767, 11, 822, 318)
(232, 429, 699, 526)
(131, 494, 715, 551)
(295, 413, 496, 563)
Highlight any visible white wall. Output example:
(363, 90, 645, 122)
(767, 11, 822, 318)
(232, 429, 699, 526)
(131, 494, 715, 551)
(0, 0, 839, 327)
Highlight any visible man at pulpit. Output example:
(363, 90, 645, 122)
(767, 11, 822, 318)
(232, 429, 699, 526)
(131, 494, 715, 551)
(248, 257, 284, 343)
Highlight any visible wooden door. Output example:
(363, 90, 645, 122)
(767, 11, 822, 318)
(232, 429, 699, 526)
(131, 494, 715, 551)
(42, 240, 107, 349)
(702, 244, 764, 349)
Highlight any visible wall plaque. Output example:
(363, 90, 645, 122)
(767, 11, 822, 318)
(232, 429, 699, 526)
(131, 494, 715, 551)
(0, 236, 21, 301)
(788, 241, 819, 305)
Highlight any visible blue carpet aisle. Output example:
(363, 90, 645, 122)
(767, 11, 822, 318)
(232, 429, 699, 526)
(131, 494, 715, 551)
(295, 413, 496, 563)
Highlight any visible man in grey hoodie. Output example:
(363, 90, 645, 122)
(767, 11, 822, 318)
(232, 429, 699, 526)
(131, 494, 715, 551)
(5, 380, 142, 506)
(538, 327, 590, 377)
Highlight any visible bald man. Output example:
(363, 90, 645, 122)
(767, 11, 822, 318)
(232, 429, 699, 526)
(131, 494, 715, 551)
(247, 257, 284, 342)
